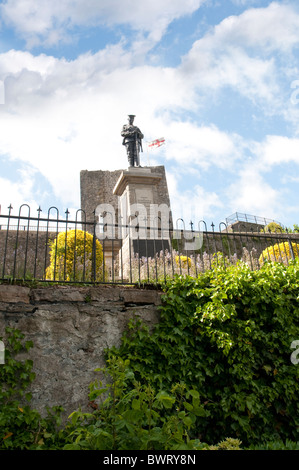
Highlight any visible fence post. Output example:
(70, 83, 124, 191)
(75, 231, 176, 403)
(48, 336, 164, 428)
(34, 207, 42, 279)
(286, 229, 295, 261)
(64, 209, 70, 281)
(2, 204, 12, 278)
(92, 210, 97, 282)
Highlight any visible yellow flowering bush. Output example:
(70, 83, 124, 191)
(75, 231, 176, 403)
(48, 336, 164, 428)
(259, 241, 299, 265)
(262, 222, 283, 233)
(175, 255, 191, 269)
(45, 229, 104, 281)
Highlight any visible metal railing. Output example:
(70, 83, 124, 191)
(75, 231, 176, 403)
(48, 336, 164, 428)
(0, 204, 298, 285)
(225, 212, 283, 227)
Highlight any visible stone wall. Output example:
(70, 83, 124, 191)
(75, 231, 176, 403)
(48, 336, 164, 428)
(80, 168, 123, 225)
(0, 284, 161, 420)
(0, 230, 57, 280)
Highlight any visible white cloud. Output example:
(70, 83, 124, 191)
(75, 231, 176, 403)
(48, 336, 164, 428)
(0, 45, 245, 209)
(225, 132, 299, 223)
(1, 1, 299, 230)
(168, 177, 224, 224)
(0, 49, 186, 205)
(282, 175, 299, 184)
(0, 0, 206, 48)
(0, 169, 39, 214)
(226, 165, 283, 220)
(179, 2, 299, 109)
(257, 135, 299, 167)
(161, 120, 241, 170)
(211, 2, 299, 52)
(230, 0, 259, 5)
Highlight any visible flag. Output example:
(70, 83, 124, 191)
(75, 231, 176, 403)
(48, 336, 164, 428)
(147, 137, 165, 148)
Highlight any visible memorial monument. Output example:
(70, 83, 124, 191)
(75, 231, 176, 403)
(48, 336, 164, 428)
(80, 115, 172, 279)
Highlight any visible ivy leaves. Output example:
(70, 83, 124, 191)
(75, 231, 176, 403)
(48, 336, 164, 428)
(63, 357, 210, 450)
(0, 327, 64, 450)
(110, 259, 299, 446)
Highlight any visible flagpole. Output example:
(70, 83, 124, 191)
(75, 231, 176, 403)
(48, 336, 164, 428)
(146, 141, 150, 166)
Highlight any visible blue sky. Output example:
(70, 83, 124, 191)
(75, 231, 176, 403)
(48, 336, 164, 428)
(0, 0, 299, 230)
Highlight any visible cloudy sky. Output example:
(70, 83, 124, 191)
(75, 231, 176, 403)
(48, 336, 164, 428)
(0, 0, 299, 230)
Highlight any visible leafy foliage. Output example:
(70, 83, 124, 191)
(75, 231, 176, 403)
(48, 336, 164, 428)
(0, 335, 242, 451)
(109, 259, 299, 446)
(262, 222, 299, 234)
(262, 222, 283, 233)
(1, 259, 299, 449)
(248, 439, 299, 450)
(45, 229, 103, 282)
(62, 356, 213, 450)
(0, 327, 64, 449)
(283, 224, 299, 234)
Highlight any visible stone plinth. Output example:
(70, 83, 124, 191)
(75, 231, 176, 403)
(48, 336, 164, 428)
(113, 168, 168, 231)
(113, 168, 162, 196)
(113, 167, 172, 278)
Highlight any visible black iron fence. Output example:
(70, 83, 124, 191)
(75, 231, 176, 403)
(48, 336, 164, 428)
(0, 204, 299, 284)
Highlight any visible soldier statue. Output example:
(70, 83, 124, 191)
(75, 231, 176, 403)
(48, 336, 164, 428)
(121, 115, 144, 167)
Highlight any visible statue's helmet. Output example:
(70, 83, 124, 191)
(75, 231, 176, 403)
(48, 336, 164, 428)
(128, 114, 135, 121)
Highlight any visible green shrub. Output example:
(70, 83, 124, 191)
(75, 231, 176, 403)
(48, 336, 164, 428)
(262, 222, 283, 233)
(247, 439, 299, 450)
(108, 259, 299, 446)
(209, 437, 242, 450)
(0, 327, 64, 449)
(0, 334, 242, 451)
(45, 229, 104, 282)
(61, 356, 248, 450)
(283, 224, 299, 234)
(62, 356, 212, 450)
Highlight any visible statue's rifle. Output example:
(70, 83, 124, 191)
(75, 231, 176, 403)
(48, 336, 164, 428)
(135, 129, 142, 167)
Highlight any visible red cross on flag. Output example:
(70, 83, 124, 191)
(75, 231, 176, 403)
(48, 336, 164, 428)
(147, 137, 165, 148)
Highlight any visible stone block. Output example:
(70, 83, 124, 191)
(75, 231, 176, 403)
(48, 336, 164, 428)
(121, 288, 162, 305)
(0, 285, 30, 303)
(31, 286, 89, 303)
